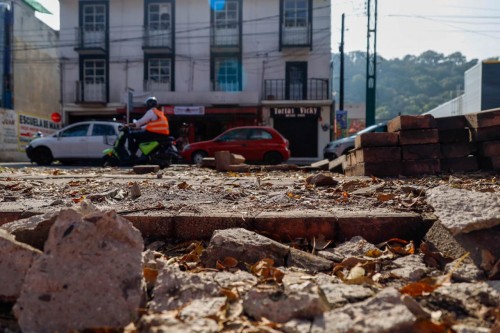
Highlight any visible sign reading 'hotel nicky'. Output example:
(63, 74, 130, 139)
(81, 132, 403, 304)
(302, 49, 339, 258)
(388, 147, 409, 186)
(271, 107, 320, 118)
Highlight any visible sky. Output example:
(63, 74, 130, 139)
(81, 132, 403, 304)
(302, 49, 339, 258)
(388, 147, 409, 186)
(35, 0, 500, 61)
(332, 0, 500, 61)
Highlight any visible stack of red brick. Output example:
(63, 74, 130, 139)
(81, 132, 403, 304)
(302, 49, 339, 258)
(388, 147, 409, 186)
(344, 108, 500, 177)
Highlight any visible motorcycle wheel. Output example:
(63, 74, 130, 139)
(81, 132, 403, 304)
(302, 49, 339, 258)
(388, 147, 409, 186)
(102, 155, 119, 167)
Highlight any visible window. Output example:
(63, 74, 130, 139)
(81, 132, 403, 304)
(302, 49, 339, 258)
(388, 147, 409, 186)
(148, 2, 171, 30)
(220, 129, 250, 141)
(214, 57, 240, 91)
(92, 124, 116, 136)
(148, 58, 171, 83)
(83, 4, 106, 32)
(214, 0, 238, 29)
(284, 0, 308, 28)
(249, 129, 273, 140)
(84, 59, 106, 84)
(61, 124, 90, 137)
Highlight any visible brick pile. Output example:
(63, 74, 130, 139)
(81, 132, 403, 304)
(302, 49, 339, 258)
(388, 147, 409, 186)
(467, 108, 500, 171)
(344, 109, 500, 177)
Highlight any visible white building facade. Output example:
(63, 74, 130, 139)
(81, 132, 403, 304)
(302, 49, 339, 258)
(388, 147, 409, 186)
(59, 0, 333, 160)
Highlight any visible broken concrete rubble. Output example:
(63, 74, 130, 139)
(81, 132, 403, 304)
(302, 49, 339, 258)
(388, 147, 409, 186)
(13, 209, 145, 333)
(0, 229, 41, 302)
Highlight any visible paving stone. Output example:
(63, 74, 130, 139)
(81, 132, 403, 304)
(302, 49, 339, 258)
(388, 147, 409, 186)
(355, 132, 399, 148)
(311, 288, 416, 333)
(388, 115, 437, 132)
(14, 209, 145, 333)
(440, 142, 476, 158)
(438, 128, 471, 143)
(401, 143, 441, 160)
(470, 125, 500, 142)
(465, 108, 500, 128)
(440, 156, 479, 173)
(123, 215, 174, 241)
(345, 161, 402, 177)
(0, 229, 41, 302)
(355, 147, 402, 163)
(133, 165, 160, 174)
(336, 211, 429, 244)
(174, 212, 252, 241)
(436, 115, 468, 130)
(477, 140, 500, 157)
(398, 129, 440, 145)
(402, 159, 441, 176)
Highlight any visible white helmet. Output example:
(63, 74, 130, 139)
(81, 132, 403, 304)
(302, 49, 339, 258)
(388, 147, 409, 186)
(145, 96, 158, 109)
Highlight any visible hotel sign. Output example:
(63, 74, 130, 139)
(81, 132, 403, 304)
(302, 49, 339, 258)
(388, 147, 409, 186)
(271, 107, 319, 118)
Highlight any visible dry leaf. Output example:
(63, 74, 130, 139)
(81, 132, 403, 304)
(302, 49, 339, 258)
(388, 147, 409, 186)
(143, 267, 158, 284)
(177, 181, 191, 189)
(377, 193, 395, 202)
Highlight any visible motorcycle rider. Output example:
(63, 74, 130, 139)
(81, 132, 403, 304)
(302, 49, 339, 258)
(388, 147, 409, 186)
(126, 96, 170, 158)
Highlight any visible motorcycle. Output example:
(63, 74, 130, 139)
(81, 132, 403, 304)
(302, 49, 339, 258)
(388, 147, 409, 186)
(102, 126, 181, 168)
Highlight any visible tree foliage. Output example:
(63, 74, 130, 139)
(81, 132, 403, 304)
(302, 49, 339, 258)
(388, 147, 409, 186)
(332, 50, 478, 121)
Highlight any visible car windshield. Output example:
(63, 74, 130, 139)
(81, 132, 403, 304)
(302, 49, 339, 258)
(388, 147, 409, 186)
(354, 123, 385, 136)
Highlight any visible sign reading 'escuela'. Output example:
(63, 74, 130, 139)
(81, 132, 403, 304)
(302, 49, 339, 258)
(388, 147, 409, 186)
(271, 107, 319, 118)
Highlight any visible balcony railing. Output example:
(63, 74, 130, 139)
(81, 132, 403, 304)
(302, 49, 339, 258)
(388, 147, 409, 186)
(144, 80, 172, 93)
(281, 23, 312, 48)
(143, 27, 172, 50)
(210, 26, 240, 49)
(263, 79, 329, 101)
(75, 27, 106, 53)
(76, 81, 106, 103)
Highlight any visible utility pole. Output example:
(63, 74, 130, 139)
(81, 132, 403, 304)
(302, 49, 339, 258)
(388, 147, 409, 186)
(365, 0, 377, 126)
(339, 13, 345, 112)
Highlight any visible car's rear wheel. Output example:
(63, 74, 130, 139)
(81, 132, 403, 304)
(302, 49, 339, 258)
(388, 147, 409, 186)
(32, 147, 53, 166)
(192, 151, 208, 165)
(263, 151, 283, 165)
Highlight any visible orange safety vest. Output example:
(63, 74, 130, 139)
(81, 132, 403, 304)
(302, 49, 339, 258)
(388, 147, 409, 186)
(145, 108, 170, 135)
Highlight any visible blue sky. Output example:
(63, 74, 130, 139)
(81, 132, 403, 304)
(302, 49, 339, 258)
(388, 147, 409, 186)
(36, 0, 500, 61)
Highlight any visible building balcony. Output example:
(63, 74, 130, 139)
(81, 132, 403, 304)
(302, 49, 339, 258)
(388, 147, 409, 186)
(74, 27, 107, 55)
(142, 27, 173, 53)
(210, 26, 240, 51)
(75, 81, 106, 103)
(263, 79, 329, 101)
(280, 23, 312, 49)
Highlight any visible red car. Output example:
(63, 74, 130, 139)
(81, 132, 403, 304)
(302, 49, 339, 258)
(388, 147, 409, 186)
(181, 126, 290, 165)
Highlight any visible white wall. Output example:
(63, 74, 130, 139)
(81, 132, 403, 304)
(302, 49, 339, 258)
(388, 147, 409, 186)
(464, 63, 482, 114)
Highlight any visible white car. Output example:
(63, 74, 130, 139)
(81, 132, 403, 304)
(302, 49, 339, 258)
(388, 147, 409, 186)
(26, 121, 123, 165)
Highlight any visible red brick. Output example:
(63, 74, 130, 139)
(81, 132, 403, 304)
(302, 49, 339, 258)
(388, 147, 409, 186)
(402, 159, 440, 176)
(388, 115, 437, 132)
(399, 129, 439, 145)
(355, 132, 399, 148)
(438, 128, 471, 144)
(355, 147, 401, 163)
(440, 143, 476, 158)
(465, 108, 500, 129)
(345, 162, 402, 177)
(402, 144, 441, 160)
(440, 156, 479, 173)
(435, 115, 468, 130)
(477, 140, 500, 157)
(471, 125, 500, 142)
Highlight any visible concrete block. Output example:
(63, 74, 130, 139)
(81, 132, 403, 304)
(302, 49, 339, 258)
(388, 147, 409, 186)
(328, 155, 346, 171)
(354, 132, 399, 148)
(230, 154, 246, 165)
(465, 108, 500, 129)
(398, 129, 439, 145)
(402, 143, 441, 160)
(388, 115, 437, 132)
(310, 159, 330, 170)
(215, 151, 231, 171)
(402, 159, 440, 176)
(201, 157, 215, 168)
(355, 147, 402, 163)
(438, 128, 471, 144)
(440, 143, 476, 159)
(435, 115, 468, 131)
(440, 156, 479, 173)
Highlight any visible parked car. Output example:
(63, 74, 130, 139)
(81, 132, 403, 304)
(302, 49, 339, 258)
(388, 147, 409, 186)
(323, 122, 388, 160)
(26, 121, 123, 165)
(181, 126, 290, 165)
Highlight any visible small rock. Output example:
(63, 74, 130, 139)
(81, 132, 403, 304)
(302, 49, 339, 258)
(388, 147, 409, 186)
(390, 255, 431, 281)
(130, 182, 142, 199)
(137, 312, 219, 333)
(306, 174, 338, 187)
(333, 236, 379, 258)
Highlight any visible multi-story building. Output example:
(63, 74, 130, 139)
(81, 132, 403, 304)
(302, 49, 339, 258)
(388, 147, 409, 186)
(0, 0, 60, 162)
(59, 0, 333, 160)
